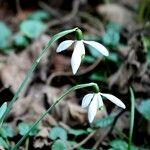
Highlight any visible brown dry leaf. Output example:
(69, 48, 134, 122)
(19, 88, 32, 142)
(10, 84, 57, 127)
(97, 4, 137, 30)
(51, 55, 71, 72)
(113, 111, 129, 134)
(108, 34, 150, 94)
(0, 52, 31, 93)
(0, 35, 50, 94)
(33, 128, 50, 148)
(0, 55, 7, 70)
(68, 102, 87, 125)
(46, 85, 89, 126)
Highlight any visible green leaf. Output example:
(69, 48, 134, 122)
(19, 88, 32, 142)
(49, 127, 67, 141)
(18, 122, 30, 136)
(52, 139, 67, 150)
(102, 22, 121, 46)
(83, 56, 95, 63)
(0, 102, 7, 120)
(68, 129, 87, 136)
(94, 115, 114, 128)
(18, 122, 39, 136)
(0, 21, 12, 49)
(84, 34, 100, 41)
(0, 123, 14, 138)
(13, 34, 29, 48)
(20, 20, 46, 39)
(87, 44, 102, 58)
(109, 139, 138, 150)
(90, 73, 107, 82)
(0, 48, 14, 55)
(143, 36, 150, 49)
(110, 139, 128, 150)
(137, 99, 150, 121)
(107, 52, 119, 63)
(28, 10, 50, 20)
(0, 137, 9, 149)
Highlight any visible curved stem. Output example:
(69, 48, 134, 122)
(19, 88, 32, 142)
(0, 28, 77, 124)
(128, 88, 135, 150)
(12, 82, 98, 150)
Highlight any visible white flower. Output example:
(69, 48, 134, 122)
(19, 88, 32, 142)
(81, 92, 126, 123)
(56, 40, 109, 74)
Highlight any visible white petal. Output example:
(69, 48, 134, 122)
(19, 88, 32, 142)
(84, 41, 109, 56)
(100, 93, 126, 109)
(56, 40, 74, 52)
(71, 41, 85, 74)
(81, 93, 94, 108)
(97, 93, 104, 109)
(88, 94, 98, 123)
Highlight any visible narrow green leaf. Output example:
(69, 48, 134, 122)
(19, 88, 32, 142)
(0, 102, 7, 120)
(128, 88, 135, 150)
(52, 139, 67, 150)
(49, 127, 67, 141)
(0, 137, 9, 149)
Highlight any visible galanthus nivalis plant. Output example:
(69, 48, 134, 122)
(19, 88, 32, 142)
(0, 27, 127, 149)
(81, 92, 126, 123)
(56, 29, 109, 74)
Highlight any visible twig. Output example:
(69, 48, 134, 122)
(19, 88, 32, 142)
(16, 0, 22, 15)
(71, 131, 96, 150)
(46, 57, 102, 85)
(38, 1, 62, 18)
(92, 128, 110, 149)
(92, 109, 126, 149)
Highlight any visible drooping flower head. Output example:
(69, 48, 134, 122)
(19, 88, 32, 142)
(81, 91, 126, 123)
(56, 28, 109, 74)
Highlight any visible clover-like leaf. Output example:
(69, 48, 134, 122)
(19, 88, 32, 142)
(0, 21, 12, 50)
(94, 115, 114, 128)
(0, 123, 14, 138)
(49, 127, 67, 141)
(20, 20, 46, 39)
(28, 10, 50, 20)
(52, 139, 67, 150)
(137, 99, 150, 121)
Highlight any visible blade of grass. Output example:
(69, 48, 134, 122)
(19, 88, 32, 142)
(128, 88, 135, 150)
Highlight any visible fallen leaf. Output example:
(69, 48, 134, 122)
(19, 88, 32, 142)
(97, 4, 137, 30)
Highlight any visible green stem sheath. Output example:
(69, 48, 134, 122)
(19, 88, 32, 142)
(12, 82, 98, 150)
(128, 88, 135, 150)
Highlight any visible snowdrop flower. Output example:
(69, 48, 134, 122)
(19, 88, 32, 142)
(81, 92, 126, 123)
(56, 29, 109, 74)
